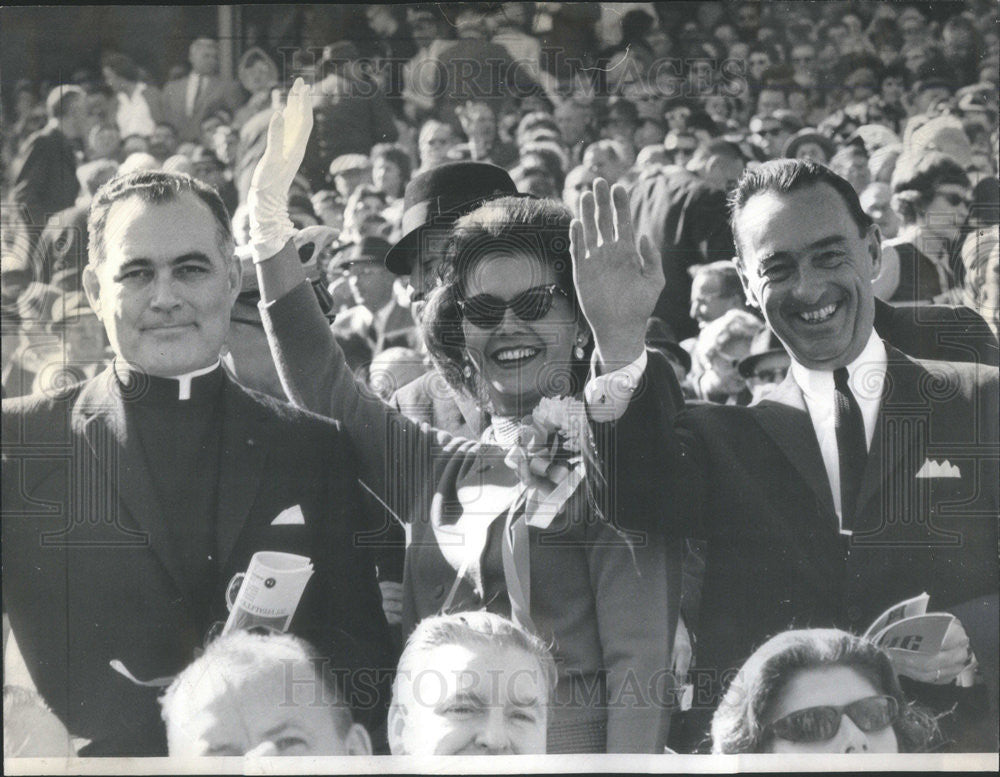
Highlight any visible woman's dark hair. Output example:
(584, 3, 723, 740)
(890, 151, 970, 225)
(711, 628, 941, 754)
(101, 52, 140, 84)
(421, 196, 590, 398)
(370, 143, 412, 192)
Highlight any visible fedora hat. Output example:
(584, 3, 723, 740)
(384, 162, 519, 275)
(738, 329, 789, 379)
(782, 128, 836, 160)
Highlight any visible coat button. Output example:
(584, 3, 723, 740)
(433, 584, 445, 598)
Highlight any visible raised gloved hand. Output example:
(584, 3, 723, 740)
(248, 77, 314, 263)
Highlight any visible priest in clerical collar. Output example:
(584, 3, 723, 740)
(2, 170, 394, 756)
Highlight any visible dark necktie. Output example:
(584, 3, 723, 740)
(834, 366, 867, 531)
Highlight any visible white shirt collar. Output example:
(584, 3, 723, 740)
(789, 329, 887, 405)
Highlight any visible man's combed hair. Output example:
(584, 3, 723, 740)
(689, 259, 743, 299)
(88, 170, 234, 266)
(160, 631, 354, 738)
(728, 159, 874, 261)
(393, 611, 558, 702)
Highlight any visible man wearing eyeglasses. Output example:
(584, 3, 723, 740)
(748, 113, 794, 162)
(651, 159, 998, 752)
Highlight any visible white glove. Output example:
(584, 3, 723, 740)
(248, 77, 314, 263)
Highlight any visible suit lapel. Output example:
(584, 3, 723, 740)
(215, 377, 267, 570)
(752, 375, 838, 522)
(76, 368, 192, 596)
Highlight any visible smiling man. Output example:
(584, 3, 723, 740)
(2, 171, 394, 755)
(388, 612, 554, 755)
(653, 159, 998, 752)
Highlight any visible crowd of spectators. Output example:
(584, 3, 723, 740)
(3, 1, 997, 403)
(1, 0, 998, 760)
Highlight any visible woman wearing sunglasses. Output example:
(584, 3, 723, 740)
(248, 81, 681, 753)
(711, 629, 940, 754)
(885, 151, 972, 304)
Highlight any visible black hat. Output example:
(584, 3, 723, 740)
(384, 162, 519, 275)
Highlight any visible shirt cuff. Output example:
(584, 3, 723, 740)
(584, 350, 648, 422)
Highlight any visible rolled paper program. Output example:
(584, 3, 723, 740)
(222, 551, 314, 636)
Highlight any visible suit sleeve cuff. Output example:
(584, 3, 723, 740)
(584, 350, 648, 422)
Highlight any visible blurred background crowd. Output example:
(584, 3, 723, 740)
(2, 1, 997, 404)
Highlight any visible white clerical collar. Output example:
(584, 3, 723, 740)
(173, 360, 222, 400)
(790, 330, 886, 402)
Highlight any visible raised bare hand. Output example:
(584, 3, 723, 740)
(569, 178, 664, 368)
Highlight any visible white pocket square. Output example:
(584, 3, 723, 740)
(915, 459, 961, 479)
(271, 505, 306, 525)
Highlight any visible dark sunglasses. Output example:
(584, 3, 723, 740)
(939, 192, 971, 208)
(758, 127, 785, 137)
(766, 695, 898, 744)
(457, 284, 569, 330)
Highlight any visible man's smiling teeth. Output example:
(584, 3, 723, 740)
(798, 303, 837, 323)
(494, 346, 540, 363)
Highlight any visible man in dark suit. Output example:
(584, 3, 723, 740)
(2, 171, 394, 756)
(300, 42, 399, 192)
(628, 139, 745, 340)
(9, 85, 88, 263)
(161, 38, 245, 143)
(636, 160, 998, 752)
(30, 159, 119, 292)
